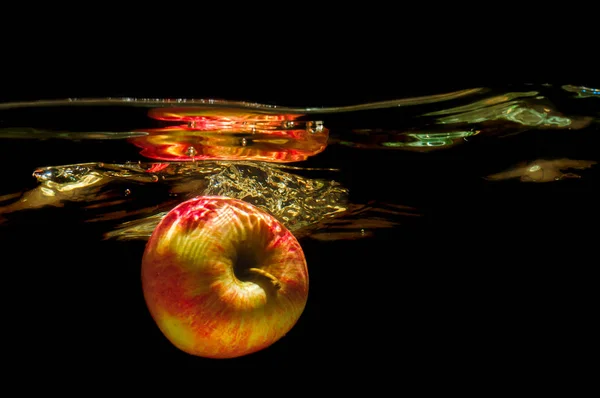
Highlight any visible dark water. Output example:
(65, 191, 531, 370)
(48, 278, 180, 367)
(0, 85, 597, 371)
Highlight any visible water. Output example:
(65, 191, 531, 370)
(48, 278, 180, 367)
(0, 84, 598, 369)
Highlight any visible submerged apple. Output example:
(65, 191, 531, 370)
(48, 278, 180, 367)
(141, 196, 309, 359)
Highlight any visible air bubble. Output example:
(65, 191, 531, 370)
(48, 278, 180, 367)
(241, 138, 248, 147)
(186, 146, 198, 161)
(307, 121, 324, 134)
(186, 146, 198, 157)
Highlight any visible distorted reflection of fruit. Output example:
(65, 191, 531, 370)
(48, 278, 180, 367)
(129, 126, 328, 163)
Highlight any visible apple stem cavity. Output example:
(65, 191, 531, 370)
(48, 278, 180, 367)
(247, 268, 282, 291)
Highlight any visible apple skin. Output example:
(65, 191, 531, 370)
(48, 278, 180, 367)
(141, 196, 309, 359)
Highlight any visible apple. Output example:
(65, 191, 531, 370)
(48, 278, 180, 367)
(141, 196, 309, 359)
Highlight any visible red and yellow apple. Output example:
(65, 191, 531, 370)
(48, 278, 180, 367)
(141, 196, 309, 358)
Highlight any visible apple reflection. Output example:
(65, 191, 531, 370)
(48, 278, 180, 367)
(133, 108, 328, 162)
(147, 107, 303, 124)
(129, 126, 328, 163)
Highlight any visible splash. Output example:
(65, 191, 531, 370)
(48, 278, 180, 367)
(0, 161, 350, 239)
(0, 158, 422, 241)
